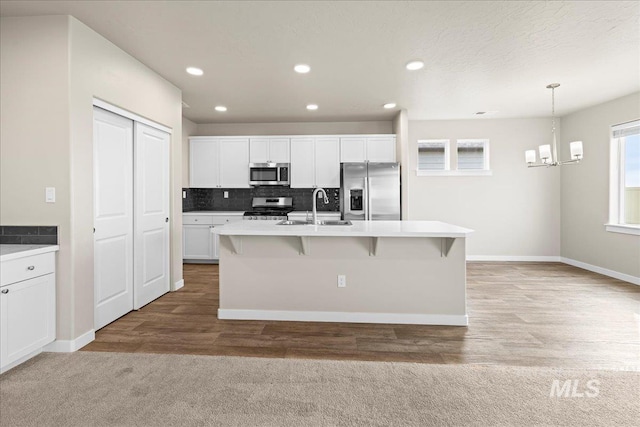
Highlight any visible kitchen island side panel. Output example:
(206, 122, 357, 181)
(218, 236, 466, 322)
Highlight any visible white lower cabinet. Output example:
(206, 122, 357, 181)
(183, 225, 214, 259)
(183, 213, 243, 262)
(0, 250, 56, 373)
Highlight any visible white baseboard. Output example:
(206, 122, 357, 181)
(466, 255, 562, 262)
(218, 309, 468, 326)
(0, 348, 43, 374)
(44, 329, 95, 353)
(561, 257, 640, 286)
(174, 279, 184, 291)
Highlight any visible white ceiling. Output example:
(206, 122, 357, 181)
(1, 1, 638, 124)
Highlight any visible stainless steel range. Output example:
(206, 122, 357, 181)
(243, 197, 293, 221)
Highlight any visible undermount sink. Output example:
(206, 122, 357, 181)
(317, 220, 352, 226)
(276, 220, 309, 225)
(276, 220, 352, 226)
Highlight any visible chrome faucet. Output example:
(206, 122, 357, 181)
(312, 188, 329, 224)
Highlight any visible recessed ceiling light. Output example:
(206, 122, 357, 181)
(186, 67, 204, 76)
(215, 106, 227, 112)
(405, 60, 424, 71)
(383, 103, 397, 109)
(306, 104, 318, 110)
(294, 64, 311, 74)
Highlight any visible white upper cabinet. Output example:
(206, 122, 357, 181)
(250, 137, 290, 163)
(290, 137, 340, 188)
(366, 137, 396, 162)
(190, 137, 250, 188)
(340, 136, 396, 162)
(339, 137, 367, 162)
(190, 138, 220, 188)
(219, 138, 250, 187)
(314, 137, 340, 187)
(290, 138, 315, 188)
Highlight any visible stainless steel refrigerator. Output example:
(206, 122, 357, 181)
(340, 162, 401, 221)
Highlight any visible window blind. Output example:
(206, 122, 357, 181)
(613, 120, 640, 138)
(457, 141, 485, 170)
(418, 141, 447, 170)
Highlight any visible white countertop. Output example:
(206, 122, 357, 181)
(216, 220, 473, 238)
(183, 211, 244, 215)
(0, 244, 60, 262)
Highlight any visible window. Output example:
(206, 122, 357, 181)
(417, 140, 449, 171)
(457, 139, 490, 171)
(608, 120, 640, 235)
(416, 138, 491, 176)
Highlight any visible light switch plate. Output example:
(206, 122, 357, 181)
(45, 187, 55, 203)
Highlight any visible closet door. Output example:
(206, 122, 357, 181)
(134, 122, 170, 309)
(93, 107, 134, 330)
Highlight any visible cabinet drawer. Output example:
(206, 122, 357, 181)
(1, 253, 55, 287)
(211, 215, 244, 225)
(183, 215, 214, 225)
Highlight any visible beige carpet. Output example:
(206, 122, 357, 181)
(0, 352, 638, 426)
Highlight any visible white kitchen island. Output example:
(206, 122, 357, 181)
(216, 220, 473, 326)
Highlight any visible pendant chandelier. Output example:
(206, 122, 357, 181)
(525, 83, 583, 167)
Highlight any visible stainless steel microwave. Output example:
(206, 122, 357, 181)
(249, 163, 290, 186)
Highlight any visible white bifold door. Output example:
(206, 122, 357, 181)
(93, 107, 170, 330)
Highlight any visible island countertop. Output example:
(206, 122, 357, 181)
(216, 220, 473, 238)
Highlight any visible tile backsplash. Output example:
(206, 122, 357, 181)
(183, 187, 340, 212)
(0, 226, 58, 245)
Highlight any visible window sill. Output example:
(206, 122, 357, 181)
(605, 224, 640, 236)
(416, 169, 493, 177)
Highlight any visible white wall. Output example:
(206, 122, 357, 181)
(195, 121, 392, 136)
(182, 117, 197, 187)
(1, 15, 183, 341)
(407, 119, 561, 258)
(68, 17, 183, 339)
(561, 92, 640, 279)
(1, 15, 73, 336)
(392, 110, 410, 219)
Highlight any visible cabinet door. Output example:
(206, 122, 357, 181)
(315, 137, 340, 188)
(219, 138, 250, 188)
(269, 138, 290, 163)
(190, 138, 219, 188)
(366, 137, 396, 162)
(290, 138, 316, 188)
(340, 137, 367, 162)
(249, 138, 269, 163)
(183, 225, 214, 259)
(1, 274, 55, 369)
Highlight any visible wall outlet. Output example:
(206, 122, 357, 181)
(182, 190, 187, 199)
(45, 187, 55, 203)
(337, 275, 346, 288)
(224, 191, 229, 199)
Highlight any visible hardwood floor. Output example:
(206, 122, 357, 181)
(82, 262, 640, 370)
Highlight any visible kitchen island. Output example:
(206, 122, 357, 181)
(216, 220, 473, 326)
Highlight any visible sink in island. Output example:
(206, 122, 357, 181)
(216, 220, 474, 326)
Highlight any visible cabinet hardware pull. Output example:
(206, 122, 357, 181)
(27, 266, 35, 271)
(165, 217, 169, 222)
(1, 289, 8, 294)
